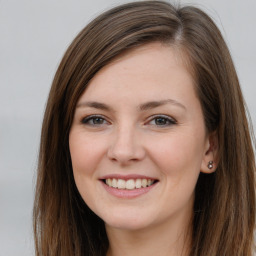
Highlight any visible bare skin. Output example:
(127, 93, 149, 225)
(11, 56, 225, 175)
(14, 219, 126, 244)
(69, 42, 217, 256)
(106, 201, 192, 256)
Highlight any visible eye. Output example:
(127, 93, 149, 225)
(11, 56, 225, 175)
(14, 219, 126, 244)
(147, 115, 177, 127)
(81, 115, 109, 126)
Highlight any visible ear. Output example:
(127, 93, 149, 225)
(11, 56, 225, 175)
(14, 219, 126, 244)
(201, 131, 219, 174)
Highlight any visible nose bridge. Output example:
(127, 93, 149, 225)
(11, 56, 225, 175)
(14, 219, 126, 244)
(107, 121, 145, 164)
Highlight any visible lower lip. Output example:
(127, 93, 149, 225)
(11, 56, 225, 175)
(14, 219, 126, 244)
(101, 181, 158, 199)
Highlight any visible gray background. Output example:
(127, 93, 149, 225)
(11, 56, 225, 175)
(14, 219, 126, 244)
(0, 0, 255, 255)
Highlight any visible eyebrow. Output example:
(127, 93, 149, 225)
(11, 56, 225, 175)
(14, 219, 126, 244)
(76, 101, 113, 111)
(76, 99, 186, 111)
(139, 99, 186, 111)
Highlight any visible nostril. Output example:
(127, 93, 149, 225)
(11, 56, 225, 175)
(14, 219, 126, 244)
(107, 146, 146, 164)
(107, 132, 146, 164)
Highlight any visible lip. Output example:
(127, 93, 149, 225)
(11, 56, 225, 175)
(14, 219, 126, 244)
(99, 175, 159, 199)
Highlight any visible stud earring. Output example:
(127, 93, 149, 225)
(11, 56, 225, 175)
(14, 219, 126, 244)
(208, 161, 213, 169)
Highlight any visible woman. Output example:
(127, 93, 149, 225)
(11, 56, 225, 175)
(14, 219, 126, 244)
(33, 1, 255, 255)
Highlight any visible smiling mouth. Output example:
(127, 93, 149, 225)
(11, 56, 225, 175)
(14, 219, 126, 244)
(103, 178, 158, 190)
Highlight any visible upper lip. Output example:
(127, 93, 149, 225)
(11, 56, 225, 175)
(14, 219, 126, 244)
(99, 174, 159, 181)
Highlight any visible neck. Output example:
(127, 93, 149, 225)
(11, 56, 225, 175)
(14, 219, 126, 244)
(105, 215, 192, 256)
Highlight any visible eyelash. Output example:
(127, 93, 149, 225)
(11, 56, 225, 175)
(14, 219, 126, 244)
(81, 115, 110, 126)
(147, 115, 177, 127)
(80, 114, 177, 127)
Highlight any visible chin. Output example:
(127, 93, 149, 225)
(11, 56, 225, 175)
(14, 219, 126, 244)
(100, 209, 156, 231)
(105, 219, 151, 231)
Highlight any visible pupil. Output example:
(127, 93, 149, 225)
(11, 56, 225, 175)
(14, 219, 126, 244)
(156, 118, 166, 125)
(94, 118, 103, 124)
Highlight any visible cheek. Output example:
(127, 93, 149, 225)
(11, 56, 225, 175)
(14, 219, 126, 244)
(147, 131, 205, 178)
(69, 131, 106, 177)
(69, 132, 104, 206)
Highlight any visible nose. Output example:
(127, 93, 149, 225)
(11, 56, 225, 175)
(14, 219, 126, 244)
(107, 125, 146, 165)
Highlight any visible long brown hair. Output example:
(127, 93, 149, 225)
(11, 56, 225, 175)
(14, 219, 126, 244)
(33, 1, 256, 255)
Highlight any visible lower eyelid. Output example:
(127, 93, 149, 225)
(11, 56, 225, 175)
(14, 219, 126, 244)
(80, 115, 176, 126)
(81, 115, 109, 125)
(147, 115, 177, 125)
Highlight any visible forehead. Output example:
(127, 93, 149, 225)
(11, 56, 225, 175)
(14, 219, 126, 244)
(82, 43, 194, 96)
(104, 42, 192, 75)
(74, 41, 202, 128)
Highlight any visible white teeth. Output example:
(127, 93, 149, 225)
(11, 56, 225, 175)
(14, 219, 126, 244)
(106, 178, 112, 186)
(112, 178, 117, 188)
(142, 179, 147, 188)
(135, 179, 142, 188)
(117, 179, 126, 189)
(105, 178, 155, 190)
(126, 179, 135, 190)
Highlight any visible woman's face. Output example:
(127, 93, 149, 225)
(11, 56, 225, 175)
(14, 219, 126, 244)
(69, 43, 214, 231)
